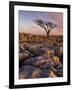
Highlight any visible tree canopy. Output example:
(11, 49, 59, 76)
(33, 18, 57, 38)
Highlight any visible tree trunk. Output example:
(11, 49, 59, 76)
(47, 30, 51, 38)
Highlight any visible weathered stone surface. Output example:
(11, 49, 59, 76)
(28, 47, 44, 56)
(19, 71, 29, 79)
(19, 46, 25, 53)
(39, 47, 54, 56)
(19, 65, 42, 79)
(31, 69, 42, 78)
(39, 61, 54, 70)
(19, 43, 63, 79)
(48, 71, 57, 77)
(19, 51, 31, 60)
(40, 71, 48, 78)
(23, 43, 31, 50)
(52, 56, 60, 63)
(56, 70, 63, 77)
(19, 50, 33, 67)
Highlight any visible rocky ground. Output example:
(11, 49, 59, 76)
(19, 43, 63, 79)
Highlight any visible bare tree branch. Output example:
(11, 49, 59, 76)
(33, 18, 57, 38)
(33, 18, 48, 33)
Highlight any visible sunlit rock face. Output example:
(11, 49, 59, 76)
(52, 56, 60, 63)
(48, 71, 57, 77)
(31, 69, 42, 78)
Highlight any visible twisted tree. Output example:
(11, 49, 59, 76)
(33, 18, 57, 38)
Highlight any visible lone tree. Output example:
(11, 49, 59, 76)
(33, 18, 57, 38)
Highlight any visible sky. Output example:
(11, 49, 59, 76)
(19, 10, 63, 35)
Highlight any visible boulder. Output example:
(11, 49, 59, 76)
(19, 65, 42, 79)
(39, 47, 54, 56)
(48, 71, 57, 77)
(54, 46, 63, 57)
(23, 56, 47, 65)
(23, 57, 37, 65)
(31, 56, 49, 66)
(54, 62, 63, 77)
(40, 71, 48, 78)
(19, 46, 25, 53)
(39, 60, 55, 70)
(19, 50, 32, 66)
(52, 56, 60, 63)
(59, 47, 63, 55)
(19, 65, 36, 77)
(46, 49, 54, 56)
(31, 69, 42, 78)
(19, 50, 31, 60)
(23, 43, 31, 50)
(59, 54, 63, 64)
(56, 70, 63, 77)
(40, 70, 57, 78)
(28, 46, 44, 56)
(19, 71, 29, 79)
(55, 63, 63, 70)
(19, 43, 63, 78)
